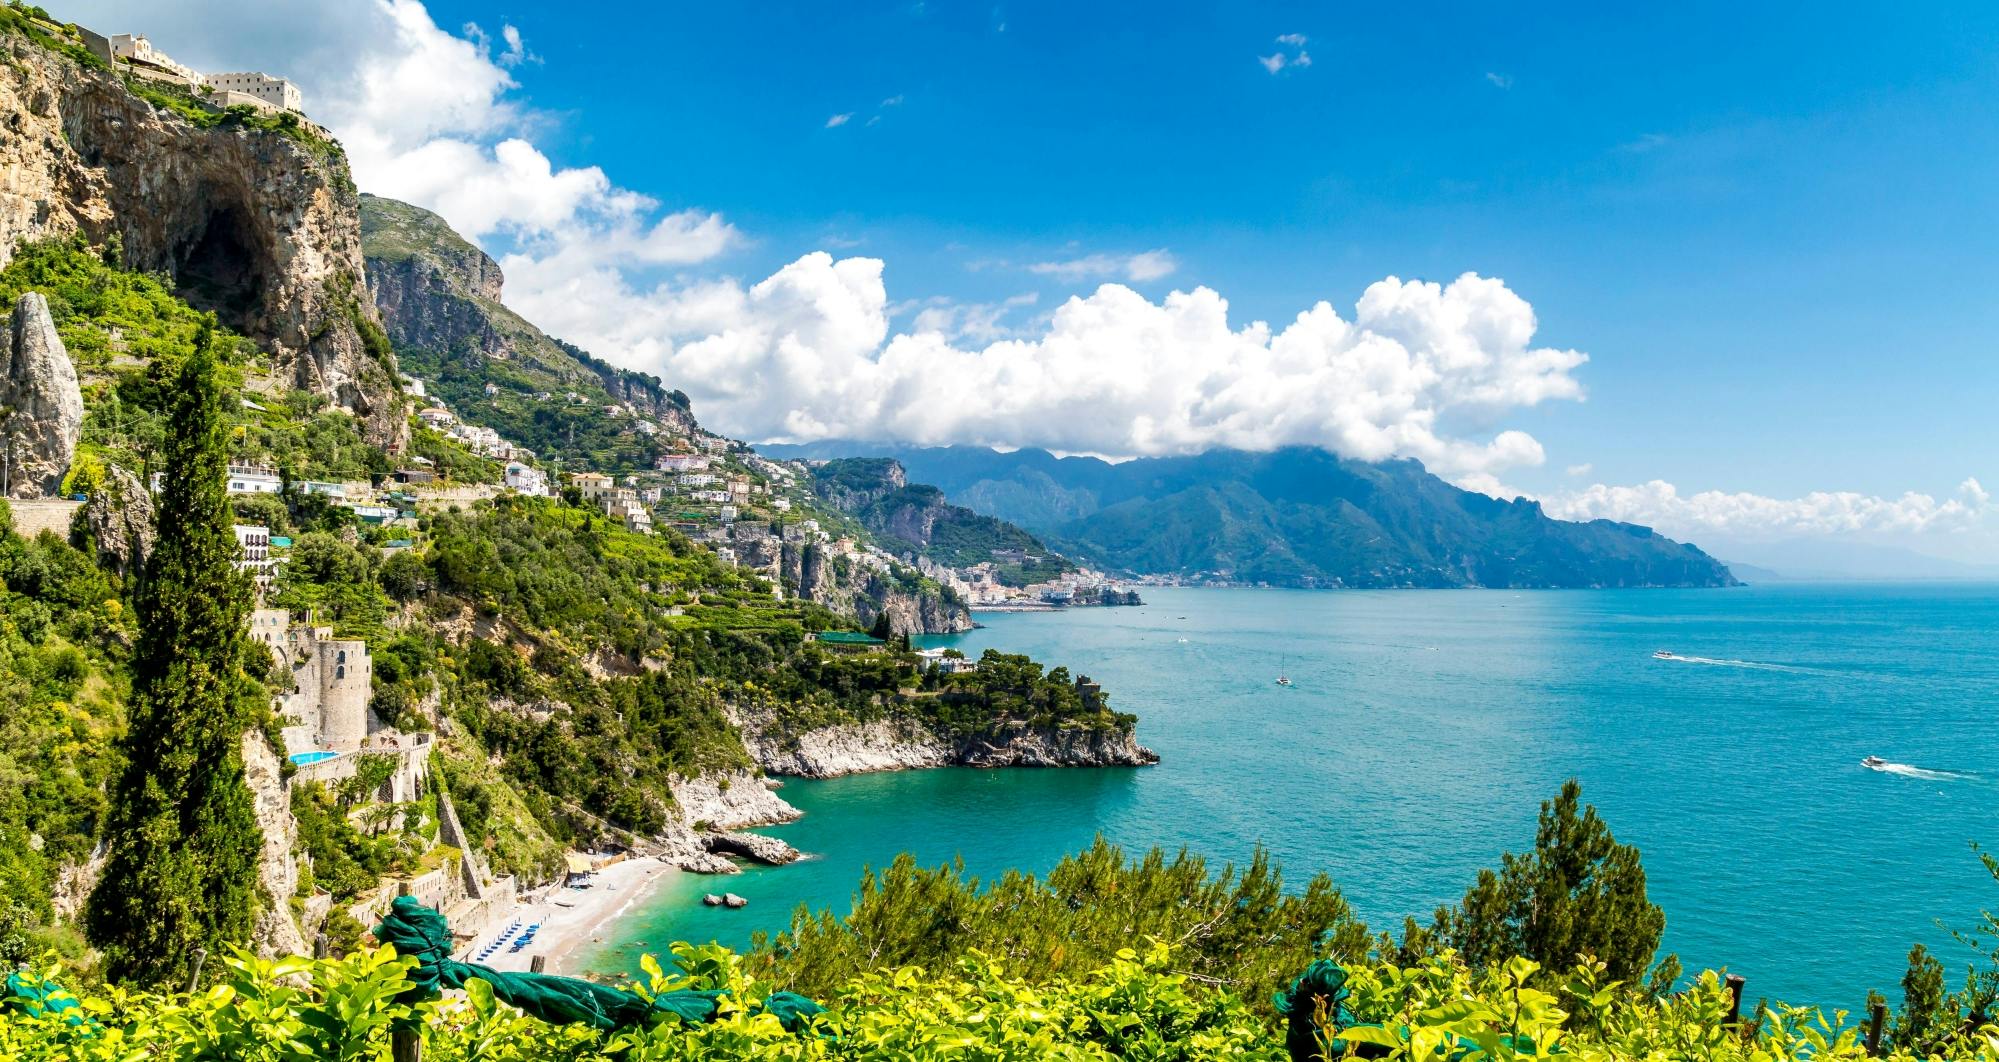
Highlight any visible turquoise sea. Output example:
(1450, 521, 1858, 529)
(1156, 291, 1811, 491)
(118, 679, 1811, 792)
(578, 584, 1999, 1009)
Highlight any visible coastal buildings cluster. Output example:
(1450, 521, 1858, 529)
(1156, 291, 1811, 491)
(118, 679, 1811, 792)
(925, 557, 1142, 612)
(88, 30, 305, 115)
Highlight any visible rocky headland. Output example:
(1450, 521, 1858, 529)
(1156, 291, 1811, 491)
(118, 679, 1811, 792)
(734, 710, 1158, 780)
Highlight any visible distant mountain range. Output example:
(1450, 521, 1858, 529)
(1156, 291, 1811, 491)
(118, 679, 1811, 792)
(759, 443, 1741, 589)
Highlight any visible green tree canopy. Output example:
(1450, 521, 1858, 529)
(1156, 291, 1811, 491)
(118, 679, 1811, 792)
(1421, 779, 1670, 988)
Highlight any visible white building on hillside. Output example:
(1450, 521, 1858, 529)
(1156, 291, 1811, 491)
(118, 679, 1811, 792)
(570, 471, 615, 502)
(234, 525, 273, 592)
(201, 71, 303, 113)
(109, 34, 199, 85)
(504, 461, 547, 497)
(227, 463, 282, 495)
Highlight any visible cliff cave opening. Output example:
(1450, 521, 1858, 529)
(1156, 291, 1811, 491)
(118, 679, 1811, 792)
(173, 204, 267, 329)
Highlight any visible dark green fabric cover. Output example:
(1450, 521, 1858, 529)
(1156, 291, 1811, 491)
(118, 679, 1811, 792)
(3, 971, 89, 1028)
(1275, 960, 1362, 1061)
(373, 895, 822, 1033)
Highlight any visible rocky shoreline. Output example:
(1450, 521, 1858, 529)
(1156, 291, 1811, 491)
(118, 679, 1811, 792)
(644, 715, 1156, 877)
(734, 712, 1159, 780)
(650, 770, 804, 874)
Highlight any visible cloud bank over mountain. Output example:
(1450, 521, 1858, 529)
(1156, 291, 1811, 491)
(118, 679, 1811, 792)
(64, 0, 1994, 561)
(509, 253, 1588, 481)
(1544, 478, 1991, 544)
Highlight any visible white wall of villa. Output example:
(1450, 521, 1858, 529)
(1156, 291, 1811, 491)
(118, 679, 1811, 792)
(201, 71, 303, 112)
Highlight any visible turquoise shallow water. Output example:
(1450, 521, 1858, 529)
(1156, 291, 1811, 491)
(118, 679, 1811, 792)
(579, 584, 1999, 1009)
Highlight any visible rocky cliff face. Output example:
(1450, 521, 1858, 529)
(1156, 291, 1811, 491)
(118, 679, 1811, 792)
(79, 462, 153, 578)
(359, 195, 696, 432)
(864, 580, 974, 635)
(241, 732, 310, 959)
(2, 292, 81, 497)
(780, 537, 973, 635)
(734, 710, 1158, 779)
(648, 770, 803, 874)
(0, 38, 405, 447)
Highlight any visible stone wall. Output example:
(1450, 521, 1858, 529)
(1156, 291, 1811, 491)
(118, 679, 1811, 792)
(289, 732, 431, 802)
(5, 498, 79, 537)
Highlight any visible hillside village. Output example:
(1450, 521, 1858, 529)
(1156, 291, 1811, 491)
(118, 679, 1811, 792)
(0, 5, 1154, 975)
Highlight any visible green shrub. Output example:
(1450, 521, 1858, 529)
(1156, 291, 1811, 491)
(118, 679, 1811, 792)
(4, 940, 1988, 1060)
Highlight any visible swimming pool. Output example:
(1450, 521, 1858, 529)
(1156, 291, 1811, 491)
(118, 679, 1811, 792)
(289, 750, 339, 766)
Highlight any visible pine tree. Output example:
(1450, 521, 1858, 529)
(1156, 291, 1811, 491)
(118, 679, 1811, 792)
(1428, 779, 1668, 985)
(86, 323, 265, 986)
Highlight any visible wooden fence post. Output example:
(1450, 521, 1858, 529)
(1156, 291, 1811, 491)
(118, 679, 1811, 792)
(530, 955, 547, 974)
(392, 881, 420, 1062)
(1724, 974, 1747, 1027)
(184, 948, 208, 995)
(1866, 1001, 1888, 1056)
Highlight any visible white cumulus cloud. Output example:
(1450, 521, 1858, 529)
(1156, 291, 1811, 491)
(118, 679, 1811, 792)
(505, 254, 1589, 478)
(1260, 34, 1312, 74)
(1028, 249, 1178, 283)
(1544, 478, 1992, 539)
(302, 1, 743, 290)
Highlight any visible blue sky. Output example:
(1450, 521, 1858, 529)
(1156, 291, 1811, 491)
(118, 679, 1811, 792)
(65, 0, 1999, 560)
(446, 0, 1999, 498)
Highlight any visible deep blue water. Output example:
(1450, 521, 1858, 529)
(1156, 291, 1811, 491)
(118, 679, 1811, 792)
(580, 584, 1999, 1009)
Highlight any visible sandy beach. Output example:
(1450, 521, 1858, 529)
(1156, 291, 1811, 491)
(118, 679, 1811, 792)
(459, 857, 679, 975)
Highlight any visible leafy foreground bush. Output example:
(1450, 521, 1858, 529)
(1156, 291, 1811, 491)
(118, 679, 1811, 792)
(8, 943, 1997, 1061)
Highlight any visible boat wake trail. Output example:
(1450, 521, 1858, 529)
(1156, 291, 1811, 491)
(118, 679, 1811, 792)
(1866, 760, 1970, 782)
(1661, 654, 1812, 674)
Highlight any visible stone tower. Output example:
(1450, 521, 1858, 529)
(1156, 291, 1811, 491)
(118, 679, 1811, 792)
(316, 638, 371, 752)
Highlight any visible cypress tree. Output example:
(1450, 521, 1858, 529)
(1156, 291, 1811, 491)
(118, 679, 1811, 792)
(87, 322, 265, 986)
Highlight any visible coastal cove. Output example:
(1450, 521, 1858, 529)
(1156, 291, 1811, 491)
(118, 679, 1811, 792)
(577, 584, 1999, 1010)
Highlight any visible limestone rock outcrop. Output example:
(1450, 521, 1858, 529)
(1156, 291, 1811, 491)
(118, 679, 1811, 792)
(79, 461, 153, 576)
(703, 831, 802, 866)
(735, 710, 1158, 780)
(2, 292, 82, 498)
(241, 732, 310, 959)
(0, 39, 405, 447)
(648, 770, 803, 875)
(780, 538, 974, 635)
(359, 194, 697, 431)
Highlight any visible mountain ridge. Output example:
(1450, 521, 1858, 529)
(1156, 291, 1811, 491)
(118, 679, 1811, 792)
(758, 442, 1740, 588)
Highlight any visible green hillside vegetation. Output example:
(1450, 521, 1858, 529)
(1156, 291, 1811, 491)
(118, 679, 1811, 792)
(240, 492, 1124, 859)
(0, 501, 127, 966)
(0, 234, 1132, 966)
(0, 237, 491, 486)
(254, 492, 1127, 866)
